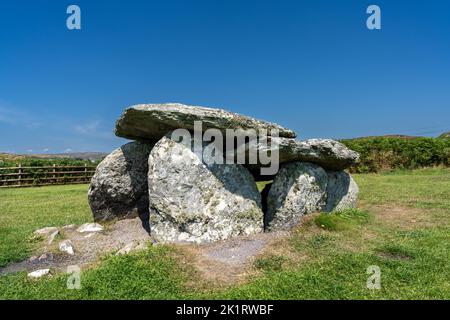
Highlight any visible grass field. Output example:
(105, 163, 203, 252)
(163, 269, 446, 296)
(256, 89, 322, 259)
(0, 168, 449, 299)
(0, 185, 92, 267)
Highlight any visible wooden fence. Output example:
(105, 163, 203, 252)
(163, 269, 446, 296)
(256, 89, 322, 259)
(0, 164, 96, 188)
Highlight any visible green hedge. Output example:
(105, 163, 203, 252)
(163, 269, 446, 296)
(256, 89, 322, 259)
(341, 136, 450, 173)
(0, 158, 100, 168)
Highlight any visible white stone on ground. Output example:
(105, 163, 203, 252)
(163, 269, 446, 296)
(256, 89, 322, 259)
(77, 223, 104, 233)
(116, 241, 136, 255)
(38, 253, 53, 261)
(33, 227, 58, 236)
(47, 230, 59, 245)
(27, 269, 50, 278)
(84, 233, 96, 239)
(59, 240, 75, 255)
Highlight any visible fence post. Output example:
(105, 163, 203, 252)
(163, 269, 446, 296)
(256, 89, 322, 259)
(18, 163, 22, 186)
(84, 163, 88, 182)
(53, 164, 56, 183)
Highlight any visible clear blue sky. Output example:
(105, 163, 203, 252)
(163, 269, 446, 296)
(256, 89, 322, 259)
(1, 0, 449, 153)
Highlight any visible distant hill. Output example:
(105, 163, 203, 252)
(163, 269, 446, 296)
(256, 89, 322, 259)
(345, 132, 449, 141)
(438, 131, 450, 139)
(32, 152, 108, 161)
(346, 134, 420, 141)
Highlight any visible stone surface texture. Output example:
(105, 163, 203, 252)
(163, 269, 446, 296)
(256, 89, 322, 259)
(265, 162, 328, 231)
(115, 103, 296, 141)
(148, 136, 264, 243)
(88, 141, 154, 221)
(244, 138, 360, 178)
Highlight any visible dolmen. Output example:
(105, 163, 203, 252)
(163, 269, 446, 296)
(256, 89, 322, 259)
(88, 103, 360, 243)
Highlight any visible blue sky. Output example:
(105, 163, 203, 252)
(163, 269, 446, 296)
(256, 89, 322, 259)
(1, 0, 449, 153)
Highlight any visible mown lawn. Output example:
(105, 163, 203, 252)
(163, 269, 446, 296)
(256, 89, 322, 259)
(0, 185, 92, 267)
(0, 168, 449, 299)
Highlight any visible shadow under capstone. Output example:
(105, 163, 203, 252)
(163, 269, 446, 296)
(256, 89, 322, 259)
(119, 140, 155, 236)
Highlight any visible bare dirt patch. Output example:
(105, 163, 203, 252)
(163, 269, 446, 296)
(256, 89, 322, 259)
(1, 204, 425, 281)
(179, 230, 290, 286)
(364, 204, 431, 230)
(180, 205, 433, 286)
(376, 251, 413, 261)
(0, 218, 152, 275)
(0, 214, 292, 284)
(6, 205, 419, 284)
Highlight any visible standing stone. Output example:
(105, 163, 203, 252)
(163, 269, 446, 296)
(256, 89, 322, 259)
(265, 162, 328, 231)
(148, 136, 264, 243)
(324, 171, 359, 212)
(88, 141, 154, 221)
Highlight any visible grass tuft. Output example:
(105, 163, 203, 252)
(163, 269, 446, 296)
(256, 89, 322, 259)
(254, 255, 286, 273)
(314, 208, 370, 231)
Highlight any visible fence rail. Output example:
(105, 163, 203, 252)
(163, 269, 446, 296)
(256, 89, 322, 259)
(0, 164, 96, 188)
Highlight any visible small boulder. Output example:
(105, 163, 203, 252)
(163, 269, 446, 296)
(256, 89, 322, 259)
(27, 269, 50, 279)
(47, 230, 59, 245)
(29, 253, 54, 263)
(148, 136, 264, 243)
(116, 241, 146, 255)
(116, 242, 137, 255)
(33, 227, 58, 237)
(59, 240, 75, 255)
(77, 223, 104, 233)
(88, 141, 154, 221)
(84, 233, 96, 239)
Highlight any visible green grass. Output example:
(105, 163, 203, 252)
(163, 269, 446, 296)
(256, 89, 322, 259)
(0, 246, 194, 299)
(0, 168, 449, 299)
(0, 185, 92, 267)
(256, 180, 272, 192)
(254, 255, 287, 273)
(314, 209, 370, 231)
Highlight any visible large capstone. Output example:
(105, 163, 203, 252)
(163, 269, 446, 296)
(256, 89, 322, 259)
(324, 171, 359, 212)
(148, 136, 264, 243)
(115, 103, 296, 141)
(88, 141, 154, 221)
(265, 162, 328, 231)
